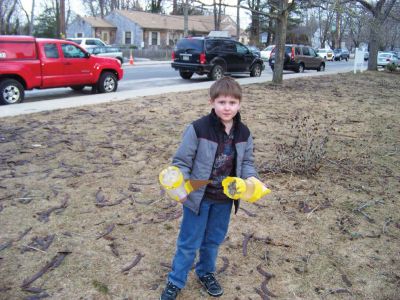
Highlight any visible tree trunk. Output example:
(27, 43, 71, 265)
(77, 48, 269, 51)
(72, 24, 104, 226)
(236, 0, 241, 40)
(367, 17, 380, 70)
(172, 0, 178, 14)
(29, 0, 35, 35)
(5, 0, 18, 34)
(272, 2, 289, 84)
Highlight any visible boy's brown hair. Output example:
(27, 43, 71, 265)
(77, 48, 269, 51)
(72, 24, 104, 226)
(209, 76, 242, 101)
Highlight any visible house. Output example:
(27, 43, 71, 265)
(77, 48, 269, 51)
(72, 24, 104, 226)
(67, 16, 117, 44)
(67, 10, 247, 48)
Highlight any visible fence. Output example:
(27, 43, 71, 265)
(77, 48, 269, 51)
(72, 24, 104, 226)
(120, 47, 173, 60)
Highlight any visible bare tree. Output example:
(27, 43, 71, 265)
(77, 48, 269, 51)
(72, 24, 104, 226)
(350, 0, 398, 70)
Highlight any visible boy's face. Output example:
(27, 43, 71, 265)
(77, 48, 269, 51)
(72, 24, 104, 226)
(209, 95, 241, 124)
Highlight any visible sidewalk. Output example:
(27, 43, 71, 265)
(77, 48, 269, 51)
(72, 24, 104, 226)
(0, 65, 364, 118)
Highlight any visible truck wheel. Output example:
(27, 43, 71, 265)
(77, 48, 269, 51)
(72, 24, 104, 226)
(0, 79, 24, 105)
(179, 70, 193, 80)
(97, 72, 118, 93)
(211, 65, 224, 81)
(250, 63, 262, 77)
(70, 85, 85, 91)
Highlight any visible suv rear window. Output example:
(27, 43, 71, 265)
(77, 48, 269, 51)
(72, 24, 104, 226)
(69, 39, 82, 44)
(176, 39, 204, 52)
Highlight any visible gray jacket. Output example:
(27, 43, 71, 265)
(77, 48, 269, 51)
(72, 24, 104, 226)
(172, 110, 258, 214)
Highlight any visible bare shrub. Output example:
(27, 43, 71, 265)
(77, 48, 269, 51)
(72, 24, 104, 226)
(385, 63, 397, 72)
(262, 111, 334, 175)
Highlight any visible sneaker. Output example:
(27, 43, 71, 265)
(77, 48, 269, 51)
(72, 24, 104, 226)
(160, 281, 180, 300)
(198, 273, 223, 297)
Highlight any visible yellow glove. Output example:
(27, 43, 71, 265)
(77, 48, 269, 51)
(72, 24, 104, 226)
(222, 176, 271, 203)
(222, 177, 247, 200)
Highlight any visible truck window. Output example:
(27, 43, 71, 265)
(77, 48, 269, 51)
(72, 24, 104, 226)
(61, 44, 86, 58)
(44, 44, 59, 58)
(0, 41, 36, 59)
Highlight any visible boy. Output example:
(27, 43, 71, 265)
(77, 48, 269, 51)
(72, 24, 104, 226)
(160, 77, 258, 300)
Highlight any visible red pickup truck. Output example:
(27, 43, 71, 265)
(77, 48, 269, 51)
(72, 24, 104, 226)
(0, 35, 124, 105)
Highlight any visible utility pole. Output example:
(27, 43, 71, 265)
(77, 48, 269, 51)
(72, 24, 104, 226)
(183, 0, 188, 36)
(60, 0, 66, 39)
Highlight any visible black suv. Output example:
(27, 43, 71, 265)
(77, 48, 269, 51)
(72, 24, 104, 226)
(269, 44, 325, 73)
(333, 48, 350, 61)
(171, 37, 265, 80)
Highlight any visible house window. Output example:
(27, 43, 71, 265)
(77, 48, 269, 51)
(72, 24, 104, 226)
(76, 33, 83, 38)
(125, 31, 132, 44)
(151, 32, 158, 45)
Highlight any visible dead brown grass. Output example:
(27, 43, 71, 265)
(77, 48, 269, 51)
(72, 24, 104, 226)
(0, 71, 399, 300)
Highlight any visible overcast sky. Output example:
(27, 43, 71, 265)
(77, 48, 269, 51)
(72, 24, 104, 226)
(20, 0, 251, 28)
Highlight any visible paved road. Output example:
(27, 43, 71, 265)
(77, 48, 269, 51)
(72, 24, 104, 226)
(0, 60, 367, 117)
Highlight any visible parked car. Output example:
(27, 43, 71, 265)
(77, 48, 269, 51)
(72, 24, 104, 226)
(333, 48, 350, 61)
(316, 48, 334, 61)
(247, 45, 261, 57)
(67, 38, 108, 49)
(269, 44, 325, 73)
(87, 46, 124, 65)
(260, 45, 275, 61)
(377, 52, 399, 68)
(171, 36, 265, 80)
(389, 51, 400, 59)
(0, 35, 123, 105)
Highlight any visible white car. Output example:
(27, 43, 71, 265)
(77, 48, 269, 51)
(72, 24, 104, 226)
(67, 38, 108, 49)
(377, 52, 399, 67)
(87, 47, 124, 65)
(260, 45, 275, 61)
(316, 48, 334, 61)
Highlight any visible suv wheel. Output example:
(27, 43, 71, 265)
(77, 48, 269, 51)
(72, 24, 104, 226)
(250, 64, 262, 77)
(296, 63, 305, 73)
(210, 65, 224, 80)
(317, 63, 325, 72)
(179, 71, 194, 80)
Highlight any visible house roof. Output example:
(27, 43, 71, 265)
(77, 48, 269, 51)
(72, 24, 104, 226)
(114, 10, 239, 36)
(81, 16, 116, 28)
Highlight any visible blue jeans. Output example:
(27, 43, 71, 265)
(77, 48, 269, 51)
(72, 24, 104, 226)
(168, 198, 233, 289)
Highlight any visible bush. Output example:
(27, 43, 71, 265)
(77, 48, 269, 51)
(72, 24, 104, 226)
(262, 112, 334, 176)
(385, 63, 397, 72)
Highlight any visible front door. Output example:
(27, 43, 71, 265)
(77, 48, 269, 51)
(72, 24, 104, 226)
(60, 43, 92, 85)
(235, 42, 253, 71)
(101, 31, 110, 44)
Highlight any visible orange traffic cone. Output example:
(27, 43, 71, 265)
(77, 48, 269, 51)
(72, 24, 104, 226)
(129, 50, 134, 65)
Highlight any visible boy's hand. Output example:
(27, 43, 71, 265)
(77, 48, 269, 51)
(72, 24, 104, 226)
(222, 177, 246, 199)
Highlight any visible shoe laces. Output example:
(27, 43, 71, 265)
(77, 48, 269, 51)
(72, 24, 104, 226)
(202, 273, 218, 286)
(166, 282, 179, 296)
